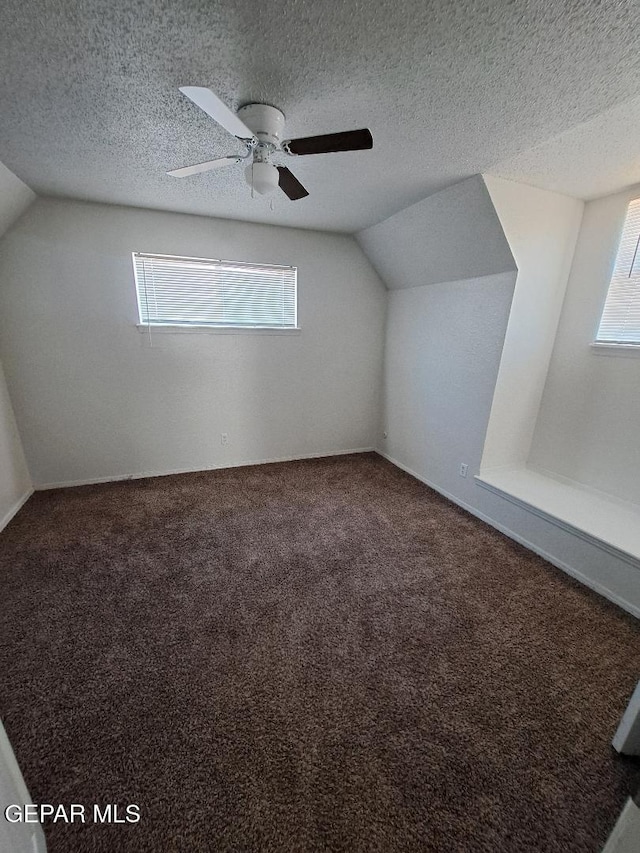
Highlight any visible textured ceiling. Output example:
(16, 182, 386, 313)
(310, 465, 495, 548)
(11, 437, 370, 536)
(490, 94, 640, 201)
(1, 0, 640, 233)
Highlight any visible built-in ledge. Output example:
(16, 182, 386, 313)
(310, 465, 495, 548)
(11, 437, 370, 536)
(476, 467, 640, 567)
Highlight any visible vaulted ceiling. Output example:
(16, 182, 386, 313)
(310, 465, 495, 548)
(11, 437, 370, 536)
(1, 0, 640, 233)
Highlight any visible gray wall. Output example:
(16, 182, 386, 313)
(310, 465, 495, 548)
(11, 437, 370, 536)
(381, 272, 516, 499)
(0, 198, 386, 487)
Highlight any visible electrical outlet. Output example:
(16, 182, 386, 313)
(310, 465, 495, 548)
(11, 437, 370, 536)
(459, 462, 468, 478)
(221, 433, 228, 445)
(383, 431, 388, 439)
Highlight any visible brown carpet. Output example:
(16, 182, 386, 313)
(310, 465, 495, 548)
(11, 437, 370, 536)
(1, 453, 638, 852)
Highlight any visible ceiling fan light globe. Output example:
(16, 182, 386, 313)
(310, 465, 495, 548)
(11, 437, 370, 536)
(245, 162, 279, 196)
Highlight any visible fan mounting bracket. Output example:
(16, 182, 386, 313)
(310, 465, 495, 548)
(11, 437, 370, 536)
(237, 103, 285, 147)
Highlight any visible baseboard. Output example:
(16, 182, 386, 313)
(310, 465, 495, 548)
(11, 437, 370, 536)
(35, 447, 376, 491)
(0, 488, 33, 533)
(376, 450, 640, 620)
(475, 473, 639, 568)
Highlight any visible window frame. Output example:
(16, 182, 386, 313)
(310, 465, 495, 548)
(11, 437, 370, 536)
(592, 196, 640, 354)
(132, 251, 300, 333)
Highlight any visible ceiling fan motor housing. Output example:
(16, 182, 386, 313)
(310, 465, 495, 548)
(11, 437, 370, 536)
(237, 103, 285, 146)
(239, 103, 285, 194)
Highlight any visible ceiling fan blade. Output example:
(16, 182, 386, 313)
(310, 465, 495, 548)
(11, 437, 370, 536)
(179, 87, 257, 141)
(167, 156, 240, 178)
(283, 128, 373, 156)
(277, 166, 309, 200)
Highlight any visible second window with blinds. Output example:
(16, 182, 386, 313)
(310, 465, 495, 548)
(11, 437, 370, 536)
(594, 197, 640, 348)
(133, 252, 298, 330)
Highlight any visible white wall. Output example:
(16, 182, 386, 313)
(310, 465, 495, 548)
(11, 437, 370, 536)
(0, 360, 32, 527)
(0, 198, 385, 487)
(602, 799, 640, 853)
(382, 272, 516, 501)
(0, 721, 46, 853)
(530, 185, 640, 505)
(481, 176, 584, 472)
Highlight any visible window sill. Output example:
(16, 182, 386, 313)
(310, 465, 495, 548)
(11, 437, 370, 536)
(590, 342, 640, 358)
(475, 466, 640, 564)
(136, 324, 301, 336)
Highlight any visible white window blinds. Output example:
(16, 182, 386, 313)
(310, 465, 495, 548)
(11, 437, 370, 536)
(596, 198, 640, 345)
(133, 252, 297, 329)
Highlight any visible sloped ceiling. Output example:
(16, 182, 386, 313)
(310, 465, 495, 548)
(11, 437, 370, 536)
(490, 94, 640, 201)
(0, 161, 35, 240)
(357, 175, 516, 289)
(1, 0, 640, 233)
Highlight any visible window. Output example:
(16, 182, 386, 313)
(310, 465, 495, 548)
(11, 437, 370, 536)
(595, 197, 640, 346)
(133, 252, 297, 329)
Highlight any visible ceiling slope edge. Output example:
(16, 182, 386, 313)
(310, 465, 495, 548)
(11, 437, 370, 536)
(0, 160, 36, 243)
(355, 174, 516, 290)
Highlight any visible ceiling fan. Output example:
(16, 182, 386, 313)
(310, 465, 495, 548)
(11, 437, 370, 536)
(167, 87, 373, 200)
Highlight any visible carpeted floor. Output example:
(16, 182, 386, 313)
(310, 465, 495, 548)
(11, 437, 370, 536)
(1, 453, 639, 852)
